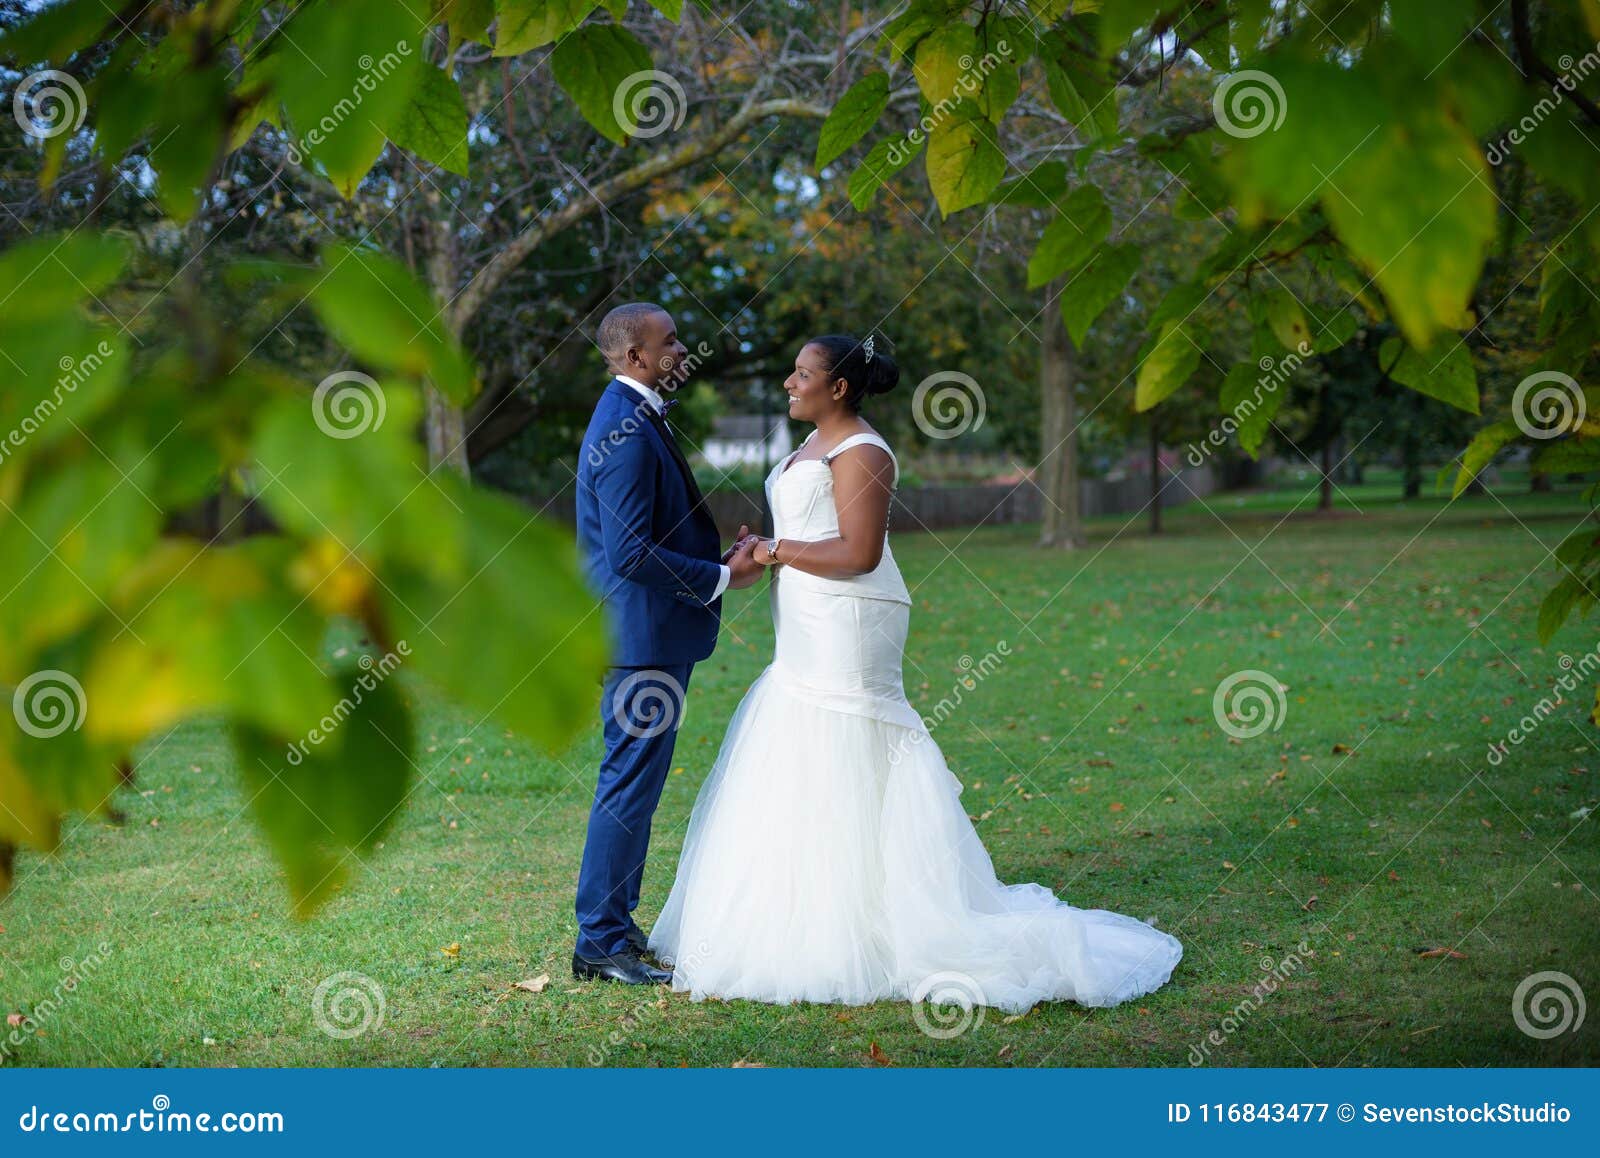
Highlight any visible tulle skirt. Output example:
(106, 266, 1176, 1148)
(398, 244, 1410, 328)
(650, 578, 1182, 1012)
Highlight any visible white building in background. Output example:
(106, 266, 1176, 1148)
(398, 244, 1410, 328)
(701, 415, 792, 471)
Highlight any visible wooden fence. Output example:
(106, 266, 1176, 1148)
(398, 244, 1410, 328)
(530, 464, 1220, 539)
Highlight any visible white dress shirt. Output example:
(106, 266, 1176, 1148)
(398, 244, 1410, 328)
(615, 374, 731, 601)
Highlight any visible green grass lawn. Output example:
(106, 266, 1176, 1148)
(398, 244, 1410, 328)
(3, 475, 1597, 1067)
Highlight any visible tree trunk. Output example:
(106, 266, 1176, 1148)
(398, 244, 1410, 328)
(1149, 414, 1163, 536)
(1319, 437, 1334, 512)
(423, 184, 470, 478)
(1037, 282, 1084, 549)
(1531, 470, 1553, 493)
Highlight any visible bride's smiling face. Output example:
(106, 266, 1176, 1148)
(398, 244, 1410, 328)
(783, 343, 845, 423)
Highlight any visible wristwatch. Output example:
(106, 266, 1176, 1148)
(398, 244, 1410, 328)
(764, 538, 782, 565)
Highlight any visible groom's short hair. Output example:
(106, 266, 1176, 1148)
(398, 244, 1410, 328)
(598, 302, 667, 363)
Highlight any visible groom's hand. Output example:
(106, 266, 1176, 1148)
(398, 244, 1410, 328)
(721, 525, 761, 563)
(726, 537, 763, 590)
(720, 523, 752, 564)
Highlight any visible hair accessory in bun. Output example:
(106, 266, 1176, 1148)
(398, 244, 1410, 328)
(863, 333, 875, 363)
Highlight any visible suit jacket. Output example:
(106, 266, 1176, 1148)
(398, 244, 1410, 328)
(576, 379, 723, 667)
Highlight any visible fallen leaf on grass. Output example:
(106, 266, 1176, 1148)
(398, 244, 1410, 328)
(512, 974, 551, 994)
(731, 1059, 766, 1068)
(867, 1040, 892, 1066)
(1302, 895, 1318, 911)
(6, 1013, 24, 1028)
(440, 942, 461, 957)
(1109, 802, 1125, 813)
(1416, 947, 1467, 959)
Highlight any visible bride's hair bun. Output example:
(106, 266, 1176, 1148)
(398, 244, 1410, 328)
(808, 332, 899, 412)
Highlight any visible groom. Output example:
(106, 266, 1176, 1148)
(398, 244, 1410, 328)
(572, 302, 762, 984)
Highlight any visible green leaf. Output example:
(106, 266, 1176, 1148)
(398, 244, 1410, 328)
(495, 0, 597, 55)
(550, 22, 656, 145)
(234, 661, 414, 916)
(382, 482, 607, 749)
(1263, 287, 1312, 352)
(1219, 361, 1288, 458)
(816, 71, 890, 169)
(250, 390, 466, 586)
(0, 0, 116, 66)
(1135, 322, 1204, 411)
(1098, 0, 1167, 54)
(913, 22, 980, 107)
(1537, 571, 1593, 646)
(646, 0, 686, 17)
(1533, 438, 1600, 476)
(0, 231, 130, 325)
(150, 65, 228, 220)
(926, 107, 1005, 217)
(847, 134, 922, 210)
(1043, 56, 1117, 139)
(1323, 104, 1496, 348)
(312, 244, 477, 404)
(994, 160, 1068, 208)
(0, 444, 159, 668)
(1027, 184, 1112, 287)
(84, 541, 335, 743)
(389, 64, 470, 176)
(448, 0, 497, 45)
(1379, 335, 1479, 414)
(275, 0, 426, 198)
(1060, 242, 1139, 346)
(1451, 419, 1520, 497)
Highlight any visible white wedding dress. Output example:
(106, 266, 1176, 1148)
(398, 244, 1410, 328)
(650, 431, 1182, 1011)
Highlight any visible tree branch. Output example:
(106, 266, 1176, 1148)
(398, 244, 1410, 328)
(1510, 0, 1600, 128)
(445, 96, 828, 337)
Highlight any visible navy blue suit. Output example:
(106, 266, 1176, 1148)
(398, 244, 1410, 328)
(574, 379, 723, 958)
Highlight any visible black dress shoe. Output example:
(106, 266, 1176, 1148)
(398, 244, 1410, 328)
(623, 922, 652, 957)
(572, 947, 672, 985)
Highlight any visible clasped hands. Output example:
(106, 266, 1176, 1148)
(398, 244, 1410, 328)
(721, 523, 778, 589)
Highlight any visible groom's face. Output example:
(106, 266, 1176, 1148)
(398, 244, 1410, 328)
(628, 310, 690, 391)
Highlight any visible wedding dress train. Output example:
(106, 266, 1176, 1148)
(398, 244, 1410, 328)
(650, 432, 1182, 1011)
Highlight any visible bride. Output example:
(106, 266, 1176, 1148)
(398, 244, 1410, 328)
(650, 334, 1182, 1012)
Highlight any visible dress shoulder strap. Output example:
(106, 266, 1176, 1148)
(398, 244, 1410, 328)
(822, 432, 899, 487)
